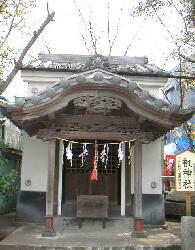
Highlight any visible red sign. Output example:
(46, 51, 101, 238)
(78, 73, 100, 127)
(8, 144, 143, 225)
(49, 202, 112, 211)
(165, 155, 175, 176)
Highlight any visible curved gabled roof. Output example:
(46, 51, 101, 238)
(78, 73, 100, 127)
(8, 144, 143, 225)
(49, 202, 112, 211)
(1, 69, 193, 142)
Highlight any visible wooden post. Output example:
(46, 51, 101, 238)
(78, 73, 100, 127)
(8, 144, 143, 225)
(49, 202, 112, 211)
(53, 140, 60, 216)
(58, 140, 64, 216)
(186, 192, 191, 216)
(42, 138, 56, 237)
(121, 142, 126, 216)
(134, 141, 143, 232)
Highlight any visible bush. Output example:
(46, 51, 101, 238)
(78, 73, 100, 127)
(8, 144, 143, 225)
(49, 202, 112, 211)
(0, 169, 20, 202)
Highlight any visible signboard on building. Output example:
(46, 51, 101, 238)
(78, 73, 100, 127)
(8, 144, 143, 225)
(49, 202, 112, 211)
(175, 151, 195, 192)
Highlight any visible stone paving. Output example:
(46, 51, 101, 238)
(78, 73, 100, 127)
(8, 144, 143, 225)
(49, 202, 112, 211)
(0, 216, 181, 250)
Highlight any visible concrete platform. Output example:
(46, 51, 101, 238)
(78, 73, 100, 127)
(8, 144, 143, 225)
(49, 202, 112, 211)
(0, 212, 19, 241)
(0, 216, 181, 250)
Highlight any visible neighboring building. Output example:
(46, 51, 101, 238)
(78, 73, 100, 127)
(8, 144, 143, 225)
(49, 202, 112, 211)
(163, 63, 195, 155)
(0, 54, 193, 236)
(0, 109, 22, 175)
(0, 107, 22, 214)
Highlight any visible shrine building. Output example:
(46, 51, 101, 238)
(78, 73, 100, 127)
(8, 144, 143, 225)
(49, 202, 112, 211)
(1, 54, 193, 236)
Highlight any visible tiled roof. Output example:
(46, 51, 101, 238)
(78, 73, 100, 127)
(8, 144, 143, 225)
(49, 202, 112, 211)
(9, 69, 193, 115)
(23, 54, 169, 76)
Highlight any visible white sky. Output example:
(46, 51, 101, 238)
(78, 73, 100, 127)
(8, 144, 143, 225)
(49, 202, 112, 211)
(3, 0, 181, 100)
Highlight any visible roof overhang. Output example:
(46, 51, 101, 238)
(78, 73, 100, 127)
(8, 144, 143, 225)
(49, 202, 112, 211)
(1, 69, 193, 143)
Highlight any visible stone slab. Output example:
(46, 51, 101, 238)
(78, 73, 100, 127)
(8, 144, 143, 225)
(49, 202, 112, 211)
(0, 218, 181, 250)
(181, 216, 195, 250)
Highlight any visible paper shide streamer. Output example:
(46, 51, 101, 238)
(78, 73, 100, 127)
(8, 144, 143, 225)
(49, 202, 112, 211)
(118, 142, 124, 161)
(66, 142, 73, 166)
(65, 141, 124, 171)
(100, 144, 109, 168)
(79, 143, 88, 166)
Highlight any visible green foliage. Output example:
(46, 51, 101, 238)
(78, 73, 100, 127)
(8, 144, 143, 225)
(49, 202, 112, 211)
(0, 169, 20, 202)
(131, 0, 194, 61)
(0, 138, 8, 151)
(0, 0, 37, 82)
(0, 138, 8, 165)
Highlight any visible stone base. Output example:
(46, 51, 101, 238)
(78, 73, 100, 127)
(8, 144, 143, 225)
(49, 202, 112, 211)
(135, 218, 143, 231)
(41, 229, 56, 237)
(130, 194, 165, 225)
(16, 191, 46, 223)
(45, 215, 54, 230)
(131, 231, 147, 238)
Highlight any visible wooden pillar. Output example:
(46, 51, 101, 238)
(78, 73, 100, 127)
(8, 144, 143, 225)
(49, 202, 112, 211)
(53, 140, 60, 216)
(134, 141, 143, 232)
(42, 138, 57, 237)
(186, 193, 192, 216)
(58, 140, 64, 215)
(121, 142, 126, 216)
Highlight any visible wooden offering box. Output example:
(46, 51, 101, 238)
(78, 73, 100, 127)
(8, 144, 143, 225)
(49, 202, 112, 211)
(76, 195, 108, 228)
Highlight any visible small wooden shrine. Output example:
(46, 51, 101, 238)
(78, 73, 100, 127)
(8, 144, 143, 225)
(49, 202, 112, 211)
(0, 54, 193, 236)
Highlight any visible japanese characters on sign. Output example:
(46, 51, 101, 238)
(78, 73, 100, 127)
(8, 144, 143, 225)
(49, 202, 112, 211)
(175, 151, 195, 192)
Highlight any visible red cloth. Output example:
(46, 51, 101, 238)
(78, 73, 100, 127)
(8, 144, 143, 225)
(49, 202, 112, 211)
(90, 144, 98, 181)
(90, 169, 98, 181)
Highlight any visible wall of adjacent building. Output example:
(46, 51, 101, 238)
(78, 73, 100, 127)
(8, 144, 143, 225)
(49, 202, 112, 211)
(21, 135, 48, 192)
(16, 135, 48, 223)
(130, 138, 165, 225)
(130, 138, 162, 194)
(142, 139, 162, 194)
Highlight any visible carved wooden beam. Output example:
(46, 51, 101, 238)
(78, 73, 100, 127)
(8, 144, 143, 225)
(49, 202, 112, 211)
(44, 115, 137, 127)
(37, 129, 155, 143)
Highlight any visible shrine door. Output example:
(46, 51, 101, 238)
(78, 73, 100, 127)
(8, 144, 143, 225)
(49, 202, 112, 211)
(63, 143, 119, 205)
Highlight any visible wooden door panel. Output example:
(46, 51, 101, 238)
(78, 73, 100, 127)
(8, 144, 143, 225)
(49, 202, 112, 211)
(65, 174, 89, 202)
(65, 173, 117, 204)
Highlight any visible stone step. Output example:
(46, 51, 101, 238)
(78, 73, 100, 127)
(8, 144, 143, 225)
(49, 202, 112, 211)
(62, 204, 131, 217)
(0, 245, 181, 250)
(54, 216, 135, 230)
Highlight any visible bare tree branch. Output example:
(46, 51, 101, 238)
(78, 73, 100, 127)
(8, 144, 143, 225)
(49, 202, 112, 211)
(41, 36, 52, 54)
(73, 0, 92, 54)
(47, 2, 50, 15)
(0, 0, 22, 49)
(178, 51, 184, 108)
(81, 33, 91, 54)
(180, 54, 195, 63)
(88, 19, 97, 54)
(124, 17, 145, 56)
(107, 1, 112, 55)
(0, 11, 55, 95)
(183, 121, 193, 150)
(167, 0, 189, 36)
(109, 7, 123, 55)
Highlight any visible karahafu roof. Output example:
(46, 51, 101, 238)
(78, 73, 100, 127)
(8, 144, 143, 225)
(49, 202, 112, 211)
(0, 69, 193, 142)
(3, 69, 185, 112)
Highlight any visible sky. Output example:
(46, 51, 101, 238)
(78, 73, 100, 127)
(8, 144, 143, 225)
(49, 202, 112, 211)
(3, 0, 182, 100)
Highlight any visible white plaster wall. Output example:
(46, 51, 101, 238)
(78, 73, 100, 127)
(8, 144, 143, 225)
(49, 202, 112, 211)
(131, 138, 162, 194)
(142, 138, 162, 194)
(21, 70, 167, 99)
(21, 71, 74, 96)
(141, 85, 160, 98)
(27, 82, 53, 96)
(124, 75, 167, 98)
(21, 135, 48, 191)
